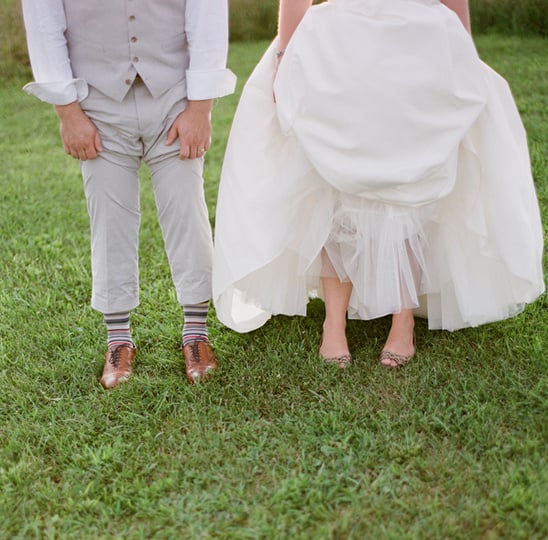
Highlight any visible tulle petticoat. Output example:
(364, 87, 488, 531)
(212, 0, 544, 333)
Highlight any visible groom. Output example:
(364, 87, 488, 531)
(22, 0, 236, 388)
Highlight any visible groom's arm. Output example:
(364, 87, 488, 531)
(22, 0, 101, 160)
(170, 0, 237, 159)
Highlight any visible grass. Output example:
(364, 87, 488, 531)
(0, 36, 547, 539)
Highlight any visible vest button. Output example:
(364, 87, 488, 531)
(133, 57, 139, 63)
(130, 36, 137, 43)
(125, 79, 132, 85)
(129, 15, 136, 22)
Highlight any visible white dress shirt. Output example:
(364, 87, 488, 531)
(22, 0, 236, 105)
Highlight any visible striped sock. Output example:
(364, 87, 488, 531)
(182, 302, 209, 346)
(104, 311, 134, 350)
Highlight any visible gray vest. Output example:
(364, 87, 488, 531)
(64, 0, 189, 102)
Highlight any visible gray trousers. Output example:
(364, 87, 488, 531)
(80, 81, 213, 314)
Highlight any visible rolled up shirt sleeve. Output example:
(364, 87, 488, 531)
(21, 0, 88, 105)
(185, 0, 237, 100)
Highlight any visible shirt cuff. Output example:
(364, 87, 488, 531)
(22, 78, 89, 105)
(186, 68, 237, 100)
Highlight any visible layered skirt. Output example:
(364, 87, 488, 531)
(213, 0, 545, 332)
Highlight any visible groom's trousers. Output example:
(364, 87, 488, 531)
(79, 79, 213, 314)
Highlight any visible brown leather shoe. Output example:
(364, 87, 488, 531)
(182, 340, 218, 383)
(100, 344, 137, 389)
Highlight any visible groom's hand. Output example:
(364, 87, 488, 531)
(165, 99, 213, 160)
(54, 101, 103, 161)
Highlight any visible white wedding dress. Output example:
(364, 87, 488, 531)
(213, 0, 545, 332)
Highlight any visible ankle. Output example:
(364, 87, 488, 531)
(391, 311, 415, 331)
(320, 321, 349, 357)
(322, 318, 347, 334)
(182, 334, 209, 347)
(104, 311, 134, 351)
(108, 340, 135, 351)
(182, 302, 210, 346)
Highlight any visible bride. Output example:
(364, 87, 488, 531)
(213, 0, 544, 368)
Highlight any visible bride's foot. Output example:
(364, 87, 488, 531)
(319, 322, 352, 369)
(379, 311, 416, 368)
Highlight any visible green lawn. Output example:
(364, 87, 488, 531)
(0, 36, 546, 539)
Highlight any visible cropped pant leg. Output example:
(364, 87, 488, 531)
(148, 155, 213, 305)
(81, 153, 141, 313)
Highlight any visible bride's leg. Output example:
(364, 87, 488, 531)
(380, 308, 416, 367)
(320, 276, 353, 359)
(378, 236, 420, 367)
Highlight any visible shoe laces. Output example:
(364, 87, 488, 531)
(184, 338, 211, 361)
(109, 345, 129, 368)
(188, 340, 202, 363)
